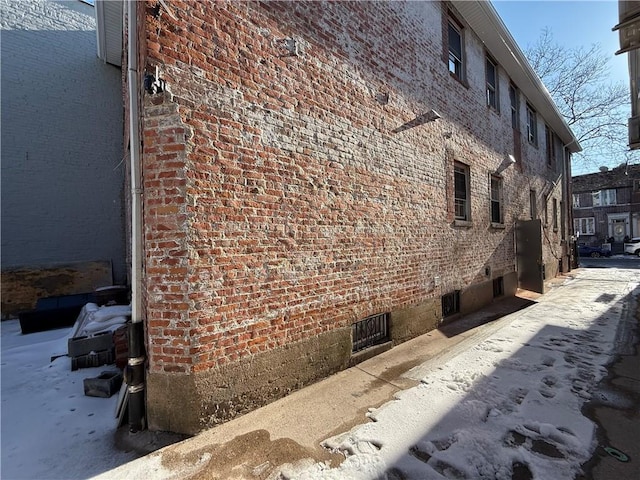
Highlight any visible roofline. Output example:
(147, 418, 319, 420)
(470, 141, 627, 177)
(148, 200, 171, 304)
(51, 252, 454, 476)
(452, 1, 581, 153)
(95, 0, 123, 67)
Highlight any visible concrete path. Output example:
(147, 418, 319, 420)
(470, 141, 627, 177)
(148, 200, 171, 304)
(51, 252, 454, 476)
(94, 268, 639, 480)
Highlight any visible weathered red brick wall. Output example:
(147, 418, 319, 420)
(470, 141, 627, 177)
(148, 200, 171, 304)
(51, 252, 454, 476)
(139, 0, 566, 379)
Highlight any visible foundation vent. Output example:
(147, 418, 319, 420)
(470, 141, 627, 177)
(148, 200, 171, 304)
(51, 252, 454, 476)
(441, 290, 460, 318)
(352, 313, 390, 353)
(493, 276, 504, 298)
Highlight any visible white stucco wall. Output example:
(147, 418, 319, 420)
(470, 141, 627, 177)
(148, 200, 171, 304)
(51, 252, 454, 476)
(1, 0, 126, 282)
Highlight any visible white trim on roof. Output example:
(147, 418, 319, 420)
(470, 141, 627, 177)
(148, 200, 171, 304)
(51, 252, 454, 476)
(95, 0, 123, 67)
(452, 1, 581, 153)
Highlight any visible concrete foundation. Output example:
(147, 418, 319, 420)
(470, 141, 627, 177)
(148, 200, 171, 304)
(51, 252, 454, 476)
(146, 281, 520, 434)
(147, 328, 352, 434)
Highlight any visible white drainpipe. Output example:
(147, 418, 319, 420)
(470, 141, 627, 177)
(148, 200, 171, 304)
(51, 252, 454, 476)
(127, 0, 145, 432)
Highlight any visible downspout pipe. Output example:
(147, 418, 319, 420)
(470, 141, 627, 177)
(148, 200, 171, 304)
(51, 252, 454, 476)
(127, 0, 146, 433)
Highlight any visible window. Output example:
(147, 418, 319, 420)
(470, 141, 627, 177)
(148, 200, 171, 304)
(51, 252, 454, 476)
(448, 19, 464, 79)
(486, 56, 498, 110)
(526, 103, 537, 145)
(574, 217, 595, 235)
(553, 198, 558, 231)
(546, 126, 556, 168)
(572, 194, 580, 208)
(529, 189, 537, 219)
(490, 175, 503, 224)
(352, 313, 390, 353)
(442, 290, 460, 317)
(592, 189, 617, 206)
(454, 162, 470, 221)
(493, 277, 504, 298)
(509, 83, 519, 129)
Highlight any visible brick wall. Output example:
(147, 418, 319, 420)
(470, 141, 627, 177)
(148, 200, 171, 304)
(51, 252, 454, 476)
(1, 0, 126, 316)
(138, 0, 571, 431)
(572, 165, 640, 243)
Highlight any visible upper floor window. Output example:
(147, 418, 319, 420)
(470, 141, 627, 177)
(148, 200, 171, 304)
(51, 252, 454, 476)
(526, 103, 537, 146)
(592, 189, 617, 206)
(454, 162, 470, 221)
(448, 19, 464, 79)
(491, 175, 503, 224)
(572, 194, 580, 208)
(486, 56, 499, 110)
(509, 83, 519, 129)
(546, 126, 556, 169)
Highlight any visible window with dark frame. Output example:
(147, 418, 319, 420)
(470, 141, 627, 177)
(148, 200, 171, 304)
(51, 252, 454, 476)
(509, 83, 519, 129)
(553, 198, 558, 231)
(448, 19, 463, 79)
(529, 189, 537, 219)
(486, 56, 498, 110)
(442, 290, 461, 317)
(493, 277, 504, 298)
(490, 175, 503, 224)
(526, 103, 537, 145)
(454, 162, 470, 221)
(351, 313, 390, 353)
(546, 126, 556, 169)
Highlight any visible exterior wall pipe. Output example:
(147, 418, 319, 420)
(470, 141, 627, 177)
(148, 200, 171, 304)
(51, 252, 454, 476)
(127, 0, 146, 433)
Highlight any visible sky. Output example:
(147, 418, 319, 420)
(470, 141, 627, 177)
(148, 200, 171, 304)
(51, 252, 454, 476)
(491, 1, 632, 175)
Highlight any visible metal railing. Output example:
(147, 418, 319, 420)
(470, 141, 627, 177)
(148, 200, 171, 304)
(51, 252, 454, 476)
(352, 313, 390, 353)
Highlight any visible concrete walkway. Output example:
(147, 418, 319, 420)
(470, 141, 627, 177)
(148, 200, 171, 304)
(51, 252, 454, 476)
(95, 268, 639, 480)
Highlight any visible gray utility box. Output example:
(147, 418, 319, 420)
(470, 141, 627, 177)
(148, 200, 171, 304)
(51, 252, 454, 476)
(84, 370, 123, 398)
(68, 332, 113, 358)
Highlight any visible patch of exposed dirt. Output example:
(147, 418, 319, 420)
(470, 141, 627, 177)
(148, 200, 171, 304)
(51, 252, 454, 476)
(161, 429, 343, 480)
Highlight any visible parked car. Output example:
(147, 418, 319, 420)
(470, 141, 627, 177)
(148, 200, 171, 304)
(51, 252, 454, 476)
(578, 244, 612, 258)
(624, 237, 640, 256)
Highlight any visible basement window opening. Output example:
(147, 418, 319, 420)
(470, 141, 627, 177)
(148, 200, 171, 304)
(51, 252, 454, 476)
(352, 313, 390, 353)
(442, 290, 460, 318)
(493, 276, 504, 298)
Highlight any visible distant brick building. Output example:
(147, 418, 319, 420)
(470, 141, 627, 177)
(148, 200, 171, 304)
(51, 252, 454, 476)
(97, 0, 580, 434)
(572, 164, 640, 248)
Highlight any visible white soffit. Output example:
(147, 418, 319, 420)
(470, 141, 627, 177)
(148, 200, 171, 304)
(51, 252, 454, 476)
(95, 0, 123, 67)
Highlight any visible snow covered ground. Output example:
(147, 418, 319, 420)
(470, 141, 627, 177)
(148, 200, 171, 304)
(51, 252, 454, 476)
(1, 320, 138, 480)
(2, 266, 638, 480)
(282, 267, 639, 480)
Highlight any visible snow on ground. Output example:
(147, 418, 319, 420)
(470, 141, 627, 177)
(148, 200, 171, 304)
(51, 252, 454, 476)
(1, 267, 638, 480)
(284, 268, 639, 480)
(1, 320, 137, 480)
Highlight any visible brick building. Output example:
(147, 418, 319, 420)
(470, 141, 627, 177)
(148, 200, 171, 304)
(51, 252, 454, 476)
(96, 0, 580, 433)
(572, 164, 640, 249)
(0, 0, 126, 318)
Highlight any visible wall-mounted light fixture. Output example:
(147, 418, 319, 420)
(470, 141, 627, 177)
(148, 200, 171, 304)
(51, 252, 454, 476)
(507, 154, 516, 163)
(392, 109, 441, 133)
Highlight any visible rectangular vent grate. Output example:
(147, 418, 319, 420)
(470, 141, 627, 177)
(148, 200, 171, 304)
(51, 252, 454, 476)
(493, 276, 504, 298)
(441, 290, 460, 318)
(352, 313, 390, 353)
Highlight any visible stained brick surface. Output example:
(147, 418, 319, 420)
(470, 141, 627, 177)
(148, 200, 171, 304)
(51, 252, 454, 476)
(136, 1, 570, 375)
